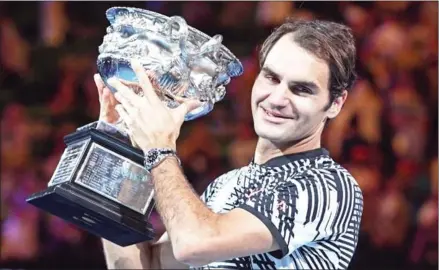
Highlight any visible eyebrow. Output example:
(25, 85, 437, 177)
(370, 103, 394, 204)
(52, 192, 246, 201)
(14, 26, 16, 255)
(261, 66, 278, 77)
(261, 66, 320, 93)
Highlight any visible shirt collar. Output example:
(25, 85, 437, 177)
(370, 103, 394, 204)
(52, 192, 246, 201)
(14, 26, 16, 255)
(250, 148, 329, 168)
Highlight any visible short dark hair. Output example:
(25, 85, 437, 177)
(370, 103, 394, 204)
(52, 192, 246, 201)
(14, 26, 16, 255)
(259, 18, 357, 108)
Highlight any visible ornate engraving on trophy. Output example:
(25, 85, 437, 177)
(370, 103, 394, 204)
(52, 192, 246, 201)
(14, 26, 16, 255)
(74, 143, 154, 214)
(48, 139, 90, 186)
(97, 7, 244, 123)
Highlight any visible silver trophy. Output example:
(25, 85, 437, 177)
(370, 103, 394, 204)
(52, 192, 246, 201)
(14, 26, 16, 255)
(26, 6, 243, 246)
(98, 6, 243, 121)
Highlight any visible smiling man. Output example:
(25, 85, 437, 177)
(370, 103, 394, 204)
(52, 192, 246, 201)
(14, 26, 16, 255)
(98, 18, 363, 269)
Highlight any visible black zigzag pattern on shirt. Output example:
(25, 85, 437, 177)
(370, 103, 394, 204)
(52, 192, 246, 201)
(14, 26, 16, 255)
(196, 151, 363, 270)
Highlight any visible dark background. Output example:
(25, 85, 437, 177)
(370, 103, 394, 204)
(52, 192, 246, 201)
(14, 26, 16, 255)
(0, 1, 437, 269)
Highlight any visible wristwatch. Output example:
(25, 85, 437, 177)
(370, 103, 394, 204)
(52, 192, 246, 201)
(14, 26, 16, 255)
(144, 148, 181, 173)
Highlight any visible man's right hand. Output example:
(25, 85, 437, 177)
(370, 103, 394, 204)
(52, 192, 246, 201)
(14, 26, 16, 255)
(94, 74, 120, 124)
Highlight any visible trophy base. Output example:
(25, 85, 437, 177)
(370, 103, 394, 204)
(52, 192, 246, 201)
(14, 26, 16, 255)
(27, 182, 154, 246)
(26, 125, 155, 247)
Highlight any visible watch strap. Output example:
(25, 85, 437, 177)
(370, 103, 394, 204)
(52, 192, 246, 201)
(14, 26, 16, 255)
(144, 148, 181, 172)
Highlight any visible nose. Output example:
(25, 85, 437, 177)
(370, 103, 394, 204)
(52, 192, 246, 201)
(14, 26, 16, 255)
(266, 84, 289, 108)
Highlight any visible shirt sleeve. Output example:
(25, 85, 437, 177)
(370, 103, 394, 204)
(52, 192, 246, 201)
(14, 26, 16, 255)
(238, 174, 335, 259)
(200, 169, 240, 204)
(200, 180, 216, 203)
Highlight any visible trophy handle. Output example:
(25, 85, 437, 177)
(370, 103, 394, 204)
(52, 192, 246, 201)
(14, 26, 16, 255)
(198, 35, 223, 57)
(167, 16, 188, 44)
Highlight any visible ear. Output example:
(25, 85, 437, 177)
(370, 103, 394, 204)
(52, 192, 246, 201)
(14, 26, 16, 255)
(326, 90, 348, 119)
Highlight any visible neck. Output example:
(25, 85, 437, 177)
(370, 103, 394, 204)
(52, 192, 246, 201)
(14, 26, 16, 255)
(254, 127, 323, 165)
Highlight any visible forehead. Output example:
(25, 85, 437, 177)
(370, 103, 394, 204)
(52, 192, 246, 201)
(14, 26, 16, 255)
(264, 33, 330, 91)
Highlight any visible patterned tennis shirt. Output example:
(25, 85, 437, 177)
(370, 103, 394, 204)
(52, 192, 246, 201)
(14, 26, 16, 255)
(198, 148, 363, 269)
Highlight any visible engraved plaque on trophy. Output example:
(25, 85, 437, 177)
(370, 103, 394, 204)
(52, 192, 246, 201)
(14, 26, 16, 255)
(27, 127, 157, 246)
(26, 6, 243, 246)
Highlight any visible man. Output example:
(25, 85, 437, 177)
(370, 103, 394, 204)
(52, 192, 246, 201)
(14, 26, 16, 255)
(95, 18, 363, 269)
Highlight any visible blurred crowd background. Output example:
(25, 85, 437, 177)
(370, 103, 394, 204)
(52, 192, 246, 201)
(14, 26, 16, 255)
(0, 1, 437, 269)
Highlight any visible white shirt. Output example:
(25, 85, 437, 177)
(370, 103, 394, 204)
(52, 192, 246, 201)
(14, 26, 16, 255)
(197, 148, 363, 270)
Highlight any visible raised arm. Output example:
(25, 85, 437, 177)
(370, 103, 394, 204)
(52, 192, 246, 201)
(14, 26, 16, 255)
(149, 158, 280, 267)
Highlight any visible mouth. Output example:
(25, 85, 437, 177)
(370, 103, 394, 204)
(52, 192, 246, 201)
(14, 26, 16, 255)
(261, 107, 292, 122)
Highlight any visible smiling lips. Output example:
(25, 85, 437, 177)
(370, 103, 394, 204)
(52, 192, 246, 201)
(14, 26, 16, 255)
(261, 107, 292, 122)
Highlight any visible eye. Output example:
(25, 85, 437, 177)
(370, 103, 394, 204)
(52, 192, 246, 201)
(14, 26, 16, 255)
(292, 85, 313, 95)
(264, 73, 280, 84)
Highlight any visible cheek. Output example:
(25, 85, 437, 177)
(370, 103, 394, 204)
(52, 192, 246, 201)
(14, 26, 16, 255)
(292, 97, 325, 120)
(251, 78, 270, 105)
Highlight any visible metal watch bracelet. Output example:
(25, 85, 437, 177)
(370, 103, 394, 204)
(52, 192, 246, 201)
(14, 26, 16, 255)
(144, 148, 181, 173)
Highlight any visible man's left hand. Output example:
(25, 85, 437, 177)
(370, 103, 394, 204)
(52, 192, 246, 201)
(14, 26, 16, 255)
(108, 60, 200, 153)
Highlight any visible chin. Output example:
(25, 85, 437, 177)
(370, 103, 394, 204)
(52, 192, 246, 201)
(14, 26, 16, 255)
(254, 122, 287, 143)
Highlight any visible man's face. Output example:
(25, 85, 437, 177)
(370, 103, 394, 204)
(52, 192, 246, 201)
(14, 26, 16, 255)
(251, 33, 344, 146)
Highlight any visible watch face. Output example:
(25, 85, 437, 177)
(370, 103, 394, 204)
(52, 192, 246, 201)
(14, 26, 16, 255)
(147, 149, 159, 164)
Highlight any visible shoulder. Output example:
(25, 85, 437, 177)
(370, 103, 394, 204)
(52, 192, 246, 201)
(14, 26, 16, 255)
(302, 155, 360, 185)
(274, 159, 363, 231)
(284, 157, 363, 205)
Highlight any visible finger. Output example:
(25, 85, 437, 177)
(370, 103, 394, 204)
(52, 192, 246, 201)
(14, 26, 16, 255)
(144, 70, 169, 101)
(102, 87, 113, 103)
(131, 60, 161, 104)
(94, 74, 105, 101)
(115, 104, 134, 128)
(103, 86, 121, 109)
(119, 100, 141, 121)
(172, 95, 203, 111)
(183, 99, 203, 113)
(116, 104, 141, 143)
(173, 99, 203, 121)
(108, 77, 140, 107)
(117, 79, 146, 98)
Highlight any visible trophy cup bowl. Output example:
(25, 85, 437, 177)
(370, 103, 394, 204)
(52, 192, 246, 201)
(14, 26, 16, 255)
(26, 7, 243, 247)
(97, 6, 243, 121)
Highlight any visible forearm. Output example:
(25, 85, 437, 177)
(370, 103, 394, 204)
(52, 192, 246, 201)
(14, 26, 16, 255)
(151, 158, 219, 258)
(102, 240, 151, 269)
